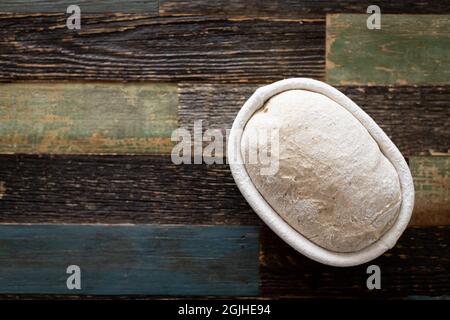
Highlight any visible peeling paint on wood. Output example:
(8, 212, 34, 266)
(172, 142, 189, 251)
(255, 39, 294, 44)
(0, 83, 177, 154)
(0, 224, 260, 295)
(0, 0, 158, 13)
(326, 14, 450, 85)
(410, 157, 450, 226)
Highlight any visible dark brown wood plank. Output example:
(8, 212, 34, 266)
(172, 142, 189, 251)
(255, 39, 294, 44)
(0, 14, 324, 82)
(260, 226, 450, 298)
(160, 0, 450, 17)
(0, 154, 256, 224)
(0, 155, 448, 226)
(178, 84, 450, 157)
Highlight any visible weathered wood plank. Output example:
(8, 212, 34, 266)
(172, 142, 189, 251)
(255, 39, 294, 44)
(260, 226, 450, 298)
(0, 0, 158, 13)
(0, 83, 177, 154)
(0, 155, 448, 226)
(0, 225, 446, 297)
(0, 155, 257, 224)
(160, 0, 450, 17)
(326, 14, 450, 85)
(0, 224, 259, 295)
(0, 14, 324, 82)
(410, 157, 450, 226)
(178, 84, 450, 157)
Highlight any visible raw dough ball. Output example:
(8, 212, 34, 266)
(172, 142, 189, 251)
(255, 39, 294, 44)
(241, 89, 402, 253)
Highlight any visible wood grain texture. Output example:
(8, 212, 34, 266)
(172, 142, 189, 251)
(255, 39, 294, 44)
(160, 0, 450, 17)
(326, 14, 450, 85)
(0, 14, 324, 82)
(0, 154, 257, 224)
(0, 224, 259, 295)
(260, 226, 450, 298)
(0, 0, 158, 13)
(410, 157, 450, 226)
(0, 83, 177, 154)
(0, 154, 448, 226)
(178, 84, 450, 157)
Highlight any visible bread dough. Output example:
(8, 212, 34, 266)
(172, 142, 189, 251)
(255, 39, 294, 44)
(241, 89, 402, 253)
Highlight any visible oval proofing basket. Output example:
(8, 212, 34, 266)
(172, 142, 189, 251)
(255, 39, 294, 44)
(227, 78, 415, 267)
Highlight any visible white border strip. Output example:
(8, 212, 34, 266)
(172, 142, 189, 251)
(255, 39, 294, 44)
(228, 78, 414, 267)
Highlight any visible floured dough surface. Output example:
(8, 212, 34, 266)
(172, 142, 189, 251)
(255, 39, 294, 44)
(241, 89, 402, 253)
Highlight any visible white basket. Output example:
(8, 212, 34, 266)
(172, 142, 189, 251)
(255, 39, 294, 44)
(227, 78, 414, 267)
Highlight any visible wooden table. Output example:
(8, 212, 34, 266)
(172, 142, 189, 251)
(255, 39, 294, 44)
(0, 0, 448, 299)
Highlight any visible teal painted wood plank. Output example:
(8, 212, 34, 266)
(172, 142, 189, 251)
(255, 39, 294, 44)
(0, 1, 158, 13)
(0, 224, 260, 296)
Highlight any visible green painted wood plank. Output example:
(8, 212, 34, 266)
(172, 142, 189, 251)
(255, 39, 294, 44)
(326, 14, 450, 85)
(0, 83, 177, 154)
(0, 1, 158, 13)
(410, 156, 450, 226)
(0, 224, 259, 296)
